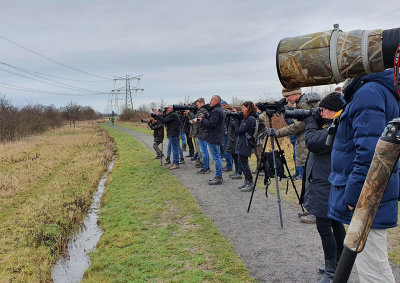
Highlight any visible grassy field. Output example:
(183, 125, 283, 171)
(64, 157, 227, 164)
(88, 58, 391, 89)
(0, 121, 114, 282)
(83, 124, 254, 282)
(120, 121, 400, 266)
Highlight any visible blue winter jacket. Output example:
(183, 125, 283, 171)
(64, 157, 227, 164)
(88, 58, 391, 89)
(328, 69, 400, 229)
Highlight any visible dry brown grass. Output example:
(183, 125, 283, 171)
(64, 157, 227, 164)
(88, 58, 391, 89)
(0, 121, 115, 282)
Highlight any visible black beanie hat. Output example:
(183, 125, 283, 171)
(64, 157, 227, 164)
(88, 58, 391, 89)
(319, 92, 344, 112)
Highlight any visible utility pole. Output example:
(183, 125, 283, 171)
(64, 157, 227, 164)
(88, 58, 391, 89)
(111, 74, 144, 111)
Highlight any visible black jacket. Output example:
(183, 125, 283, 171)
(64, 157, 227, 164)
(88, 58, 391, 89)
(156, 112, 180, 137)
(234, 112, 257, 157)
(201, 103, 225, 144)
(303, 116, 332, 218)
(148, 120, 164, 143)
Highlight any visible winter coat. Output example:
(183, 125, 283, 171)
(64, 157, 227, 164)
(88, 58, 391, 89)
(235, 112, 257, 157)
(275, 93, 320, 166)
(303, 116, 332, 218)
(328, 69, 400, 229)
(148, 120, 164, 143)
(225, 115, 239, 154)
(193, 105, 210, 140)
(201, 103, 225, 145)
(156, 112, 180, 137)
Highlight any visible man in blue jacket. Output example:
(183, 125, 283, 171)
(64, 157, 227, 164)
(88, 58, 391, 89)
(328, 69, 399, 282)
(198, 95, 225, 185)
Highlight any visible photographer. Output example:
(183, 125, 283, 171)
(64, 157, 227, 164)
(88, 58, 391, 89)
(146, 115, 164, 159)
(198, 95, 225, 185)
(183, 109, 195, 157)
(153, 106, 181, 170)
(302, 92, 345, 282)
(225, 106, 243, 179)
(190, 98, 210, 173)
(328, 69, 399, 282)
(235, 101, 258, 192)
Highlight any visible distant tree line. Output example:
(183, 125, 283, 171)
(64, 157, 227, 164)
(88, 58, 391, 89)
(0, 98, 100, 143)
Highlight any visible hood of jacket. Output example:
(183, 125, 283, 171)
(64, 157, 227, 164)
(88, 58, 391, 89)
(344, 69, 399, 102)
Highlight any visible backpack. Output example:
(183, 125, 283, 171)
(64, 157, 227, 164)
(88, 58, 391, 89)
(248, 118, 266, 148)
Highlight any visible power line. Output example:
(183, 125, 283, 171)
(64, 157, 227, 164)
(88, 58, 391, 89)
(0, 66, 106, 94)
(0, 34, 111, 80)
(0, 83, 108, 96)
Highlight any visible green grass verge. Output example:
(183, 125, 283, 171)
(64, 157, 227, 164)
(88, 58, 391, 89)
(83, 125, 254, 282)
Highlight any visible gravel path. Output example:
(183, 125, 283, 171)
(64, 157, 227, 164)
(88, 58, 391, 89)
(116, 126, 400, 282)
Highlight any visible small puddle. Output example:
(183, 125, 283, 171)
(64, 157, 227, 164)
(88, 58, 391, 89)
(51, 157, 115, 283)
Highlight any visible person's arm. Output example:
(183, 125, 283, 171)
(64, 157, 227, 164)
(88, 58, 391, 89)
(303, 117, 331, 154)
(275, 120, 305, 137)
(201, 110, 222, 129)
(235, 117, 254, 135)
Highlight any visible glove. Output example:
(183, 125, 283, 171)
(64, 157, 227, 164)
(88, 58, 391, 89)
(265, 128, 276, 136)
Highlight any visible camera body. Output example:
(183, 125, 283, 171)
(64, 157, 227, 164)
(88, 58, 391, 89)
(225, 111, 243, 119)
(256, 98, 287, 114)
(284, 108, 321, 120)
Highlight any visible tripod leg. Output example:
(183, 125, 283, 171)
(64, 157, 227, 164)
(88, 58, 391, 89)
(273, 136, 305, 212)
(247, 135, 269, 213)
(270, 136, 284, 227)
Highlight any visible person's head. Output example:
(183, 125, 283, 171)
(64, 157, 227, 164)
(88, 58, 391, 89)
(233, 106, 242, 113)
(164, 106, 173, 114)
(318, 92, 345, 119)
(242, 101, 256, 119)
(221, 100, 227, 109)
(210, 95, 221, 107)
(196, 97, 205, 109)
(282, 87, 302, 105)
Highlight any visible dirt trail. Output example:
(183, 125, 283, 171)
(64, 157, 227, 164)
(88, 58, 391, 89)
(116, 126, 400, 282)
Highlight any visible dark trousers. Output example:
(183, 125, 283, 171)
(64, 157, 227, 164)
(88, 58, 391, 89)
(316, 217, 346, 262)
(239, 154, 252, 183)
(232, 153, 242, 175)
(186, 134, 194, 155)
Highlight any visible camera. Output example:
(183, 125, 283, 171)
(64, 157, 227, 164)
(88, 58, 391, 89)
(284, 108, 321, 120)
(225, 111, 243, 119)
(256, 98, 287, 114)
(173, 105, 197, 112)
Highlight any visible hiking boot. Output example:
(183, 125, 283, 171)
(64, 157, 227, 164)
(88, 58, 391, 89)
(164, 157, 171, 165)
(179, 157, 185, 164)
(222, 167, 233, 172)
(197, 168, 211, 174)
(168, 164, 180, 170)
(208, 177, 223, 185)
(298, 211, 310, 218)
(241, 182, 254, 192)
(229, 172, 242, 179)
(300, 214, 316, 224)
(195, 162, 203, 168)
(238, 180, 248, 190)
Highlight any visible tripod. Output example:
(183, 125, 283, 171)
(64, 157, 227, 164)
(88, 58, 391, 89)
(247, 110, 304, 227)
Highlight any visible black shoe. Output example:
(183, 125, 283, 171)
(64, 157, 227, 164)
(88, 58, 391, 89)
(190, 156, 197, 161)
(197, 168, 211, 174)
(185, 154, 193, 157)
(179, 157, 185, 164)
(164, 158, 171, 165)
(208, 177, 223, 185)
(195, 162, 203, 168)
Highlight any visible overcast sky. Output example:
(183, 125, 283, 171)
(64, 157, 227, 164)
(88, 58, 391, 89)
(0, 0, 399, 113)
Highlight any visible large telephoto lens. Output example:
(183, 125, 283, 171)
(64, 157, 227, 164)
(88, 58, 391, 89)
(276, 26, 400, 88)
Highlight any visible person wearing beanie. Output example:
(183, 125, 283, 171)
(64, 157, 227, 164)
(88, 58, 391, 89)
(302, 92, 345, 282)
(266, 87, 320, 181)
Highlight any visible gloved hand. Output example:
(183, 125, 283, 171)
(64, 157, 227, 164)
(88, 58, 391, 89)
(265, 128, 276, 136)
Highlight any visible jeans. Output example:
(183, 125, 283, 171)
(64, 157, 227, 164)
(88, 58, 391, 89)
(291, 135, 304, 176)
(198, 139, 209, 169)
(169, 137, 180, 165)
(232, 153, 242, 175)
(167, 137, 183, 159)
(221, 136, 233, 169)
(239, 154, 252, 183)
(180, 131, 187, 146)
(208, 143, 223, 178)
(316, 217, 346, 262)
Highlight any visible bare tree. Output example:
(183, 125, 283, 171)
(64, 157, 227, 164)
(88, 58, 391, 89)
(231, 96, 244, 107)
(64, 102, 80, 128)
(158, 98, 165, 109)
